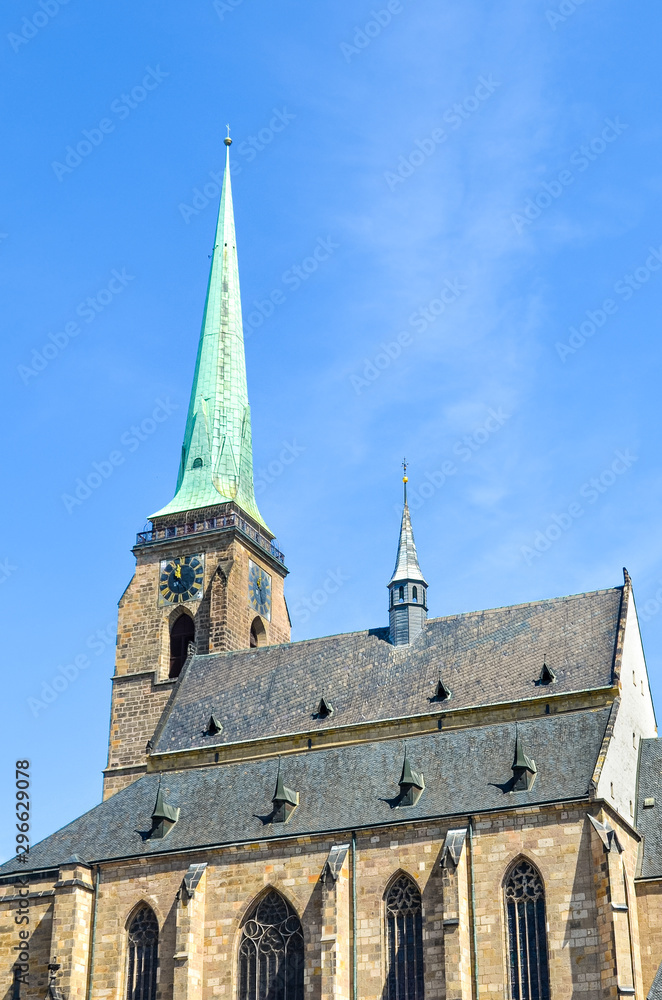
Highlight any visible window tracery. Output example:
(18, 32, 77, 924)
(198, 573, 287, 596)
(385, 874, 424, 1000)
(238, 890, 304, 1000)
(505, 860, 550, 1000)
(126, 906, 158, 1000)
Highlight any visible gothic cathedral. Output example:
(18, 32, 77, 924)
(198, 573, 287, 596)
(3, 137, 662, 1000)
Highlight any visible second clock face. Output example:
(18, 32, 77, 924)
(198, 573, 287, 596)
(248, 559, 272, 620)
(158, 554, 204, 605)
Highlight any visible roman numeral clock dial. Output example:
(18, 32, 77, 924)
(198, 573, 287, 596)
(158, 554, 205, 605)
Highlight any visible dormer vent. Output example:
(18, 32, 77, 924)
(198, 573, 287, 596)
(206, 714, 223, 736)
(537, 662, 556, 686)
(396, 751, 425, 807)
(431, 678, 452, 702)
(316, 697, 334, 719)
(150, 784, 180, 839)
(272, 765, 299, 824)
(512, 732, 537, 792)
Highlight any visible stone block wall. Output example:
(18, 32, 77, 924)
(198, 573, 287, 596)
(636, 879, 662, 996)
(1, 802, 648, 1000)
(104, 524, 290, 798)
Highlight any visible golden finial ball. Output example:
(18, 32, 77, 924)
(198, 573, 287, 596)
(224, 137, 232, 146)
(403, 475, 408, 483)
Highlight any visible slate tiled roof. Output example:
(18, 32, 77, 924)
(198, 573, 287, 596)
(636, 737, 662, 879)
(0, 708, 611, 875)
(649, 962, 662, 1000)
(154, 588, 622, 755)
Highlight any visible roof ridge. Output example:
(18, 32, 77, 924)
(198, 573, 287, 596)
(185, 585, 623, 663)
(425, 585, 623, 623)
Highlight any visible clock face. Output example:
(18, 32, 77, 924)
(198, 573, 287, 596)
(158, 554, 204, 605)
(248, 559, 272, 621)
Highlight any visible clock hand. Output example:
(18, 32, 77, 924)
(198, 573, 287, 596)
(174, 564, 182, 579)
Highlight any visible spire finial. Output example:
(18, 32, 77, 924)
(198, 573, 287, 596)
(224, 123, 232, 146)
(387, 462, 428, 645)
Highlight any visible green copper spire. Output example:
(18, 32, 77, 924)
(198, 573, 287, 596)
(151, 137, 267, 529)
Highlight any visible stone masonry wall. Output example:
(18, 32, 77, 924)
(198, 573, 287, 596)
(104, 527, 290, 798)
(0, 884, 54, 1000)
(635, 879, 662, 997)
(1, 802, 645, 1000)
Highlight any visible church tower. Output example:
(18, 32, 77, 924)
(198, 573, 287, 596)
(388, 466, 427, 645)
(103, 137, 290, 799)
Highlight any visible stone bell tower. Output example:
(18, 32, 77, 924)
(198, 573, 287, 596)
(103, 137, 290, 799)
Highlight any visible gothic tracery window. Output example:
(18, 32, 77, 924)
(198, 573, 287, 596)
(126, 905, 158, 1000)
(385, 874, 424, 1000)
(505, 860, 550, 1000)
(238, 889, 304, 1000)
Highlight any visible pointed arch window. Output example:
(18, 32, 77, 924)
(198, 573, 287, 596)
(126, 905, 158, 1000)
(505, 860, 550, 1000)
(385, 874, 424, 1000)
(238, 889, 304, 1000)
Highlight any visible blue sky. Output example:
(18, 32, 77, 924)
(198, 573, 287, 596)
(2, 0, 662, 860)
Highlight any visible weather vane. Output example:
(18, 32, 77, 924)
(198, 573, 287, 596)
(224, 123, 232, 147)
(402, 457, 408, 502)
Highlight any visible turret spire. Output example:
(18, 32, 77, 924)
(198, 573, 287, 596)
(151, 134, 267, 529)
(388, 466, 428, 646)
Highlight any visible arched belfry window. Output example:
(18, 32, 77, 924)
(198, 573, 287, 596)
(385, 874, 424, 1000)
(239, 889, 304, 1000)
(126, 905, 158, 1000)
(169, 614, 194, 678)
(412, 586, 418, 603)
(505, 860, 550, 1000)
(250, 617, 266, 649)
(398, 586, 404, 603)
